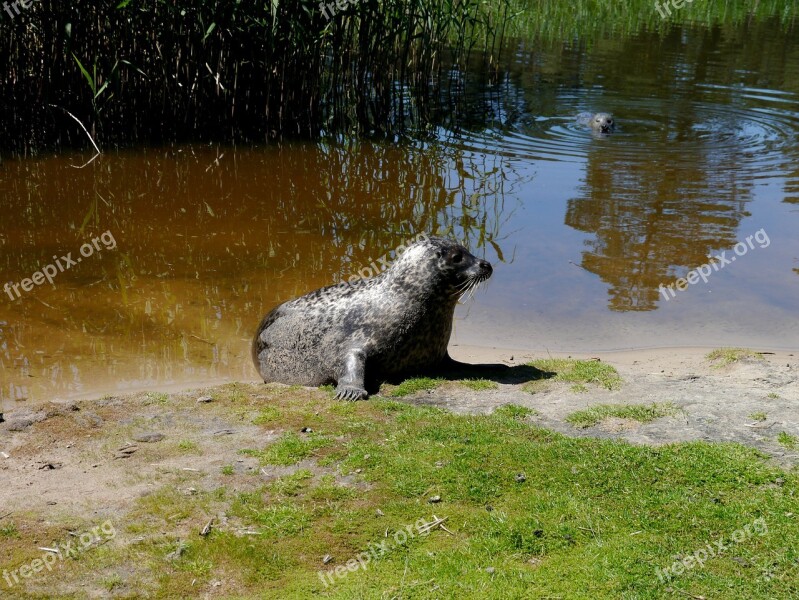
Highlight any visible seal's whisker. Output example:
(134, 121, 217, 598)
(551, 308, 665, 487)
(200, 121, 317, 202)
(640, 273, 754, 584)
(457, 276, 482, 301)
(462, 279, 477, 296)
(466, 276, 489, 302)
(451, 278, 473, 297)
(467, 280, 480, 302)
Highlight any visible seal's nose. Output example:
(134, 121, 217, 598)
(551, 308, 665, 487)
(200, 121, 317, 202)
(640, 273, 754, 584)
(478, 259, 493, 277)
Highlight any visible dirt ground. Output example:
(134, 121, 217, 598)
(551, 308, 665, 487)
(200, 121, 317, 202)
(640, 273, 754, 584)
(1, 346, 797, 520)
(448, 346, 799, 460)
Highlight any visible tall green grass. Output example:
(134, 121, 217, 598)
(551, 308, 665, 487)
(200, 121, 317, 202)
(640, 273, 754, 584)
(0, 0, 513, 154)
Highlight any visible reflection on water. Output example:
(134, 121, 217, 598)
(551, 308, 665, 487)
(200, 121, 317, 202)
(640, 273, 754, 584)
(2, 19, 799, 407)
(443, 19, 799, 314)
(0, 143, 516, 407)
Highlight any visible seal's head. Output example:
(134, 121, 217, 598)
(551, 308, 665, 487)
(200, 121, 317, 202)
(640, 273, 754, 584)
(387, 236, 492, 299)
(590, 112, 614, 133)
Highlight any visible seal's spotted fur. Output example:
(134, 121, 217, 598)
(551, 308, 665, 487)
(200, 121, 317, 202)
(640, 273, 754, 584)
(252, 236, 492, 400)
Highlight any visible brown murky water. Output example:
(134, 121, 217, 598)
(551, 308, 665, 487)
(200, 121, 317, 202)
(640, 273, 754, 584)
(2, 21, 799, 408)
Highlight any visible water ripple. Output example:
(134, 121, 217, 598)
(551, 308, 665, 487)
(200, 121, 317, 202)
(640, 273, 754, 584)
(439, 84, 799, 185)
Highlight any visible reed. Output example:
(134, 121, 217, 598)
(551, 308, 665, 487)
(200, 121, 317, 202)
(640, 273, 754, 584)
(0, 0, 512, 154)
(0, 0, 795, 154)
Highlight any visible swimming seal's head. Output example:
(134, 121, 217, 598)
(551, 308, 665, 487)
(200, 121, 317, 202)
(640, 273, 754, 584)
(589, 112, 614, 133)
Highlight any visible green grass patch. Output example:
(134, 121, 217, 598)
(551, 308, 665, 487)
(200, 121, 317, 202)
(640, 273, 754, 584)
(231, 493, 312, 538)
(269, 469, 314, 497)
(494, 404, 537, 420)
(252, 406, 282, 424)
(308, 475, 357, 502)
(0, 523, 19, 538)
(241, 432, 331, 466)
(525, 358, 622, 391)
(749, 412, 768, 422)
(8, 385, 797, 599)
(143, 391, 168, 405)
(177, 439, 199, 452)
(706, 347, 763, 367)
(566, 402, 678, 428)
(213, 382, 248, 403)
(387, 377, 444, 397)
(101, 573, 124, 591)
(458, 378, 499, 391)
(777, 431, 799, 450)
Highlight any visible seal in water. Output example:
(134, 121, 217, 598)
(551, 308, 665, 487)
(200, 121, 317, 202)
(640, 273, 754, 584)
(577, 112, 615, 134)
(252, 236, 493, 400)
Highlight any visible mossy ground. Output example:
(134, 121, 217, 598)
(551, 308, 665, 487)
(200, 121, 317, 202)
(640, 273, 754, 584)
(1, 381, 796, 599)
(706, 348, 764, 368)
(566, 402, 679, 429)
(523, 358, 622, 393)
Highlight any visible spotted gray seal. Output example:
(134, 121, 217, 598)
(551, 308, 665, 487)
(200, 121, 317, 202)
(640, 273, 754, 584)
(577, 112, 615, 133)
(252, 236, 493, 400)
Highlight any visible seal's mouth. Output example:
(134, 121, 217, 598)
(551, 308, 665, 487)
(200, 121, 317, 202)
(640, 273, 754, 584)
(452, 260, 492, 300)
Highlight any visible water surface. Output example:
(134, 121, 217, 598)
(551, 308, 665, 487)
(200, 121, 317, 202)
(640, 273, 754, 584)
(2, 20, 798, 407)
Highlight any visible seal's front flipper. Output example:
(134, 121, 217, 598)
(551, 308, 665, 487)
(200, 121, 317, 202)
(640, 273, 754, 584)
(335, 348, 368, 401)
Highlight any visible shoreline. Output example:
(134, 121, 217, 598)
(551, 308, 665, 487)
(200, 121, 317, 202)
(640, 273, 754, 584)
(449, 343, 798, 372)
(2, 344, 796, 411)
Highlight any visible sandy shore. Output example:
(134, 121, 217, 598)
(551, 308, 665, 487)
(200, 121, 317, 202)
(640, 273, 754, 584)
(450, 345, 799, 460)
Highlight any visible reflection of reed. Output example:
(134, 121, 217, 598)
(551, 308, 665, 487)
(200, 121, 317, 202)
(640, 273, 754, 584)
(309, 139, 519, 268)
(566, 130, 753, 312)
(0, 140, 518, 403)
(543, 19, 799, 312)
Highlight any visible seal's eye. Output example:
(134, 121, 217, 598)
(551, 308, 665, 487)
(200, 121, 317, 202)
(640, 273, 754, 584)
(451, 252, 463, 264)
(607, 119, 613, 124)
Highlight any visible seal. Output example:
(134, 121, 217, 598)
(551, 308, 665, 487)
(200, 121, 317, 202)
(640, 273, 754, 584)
(577, 112, 615, 133)
(252, 236, 493, 400)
